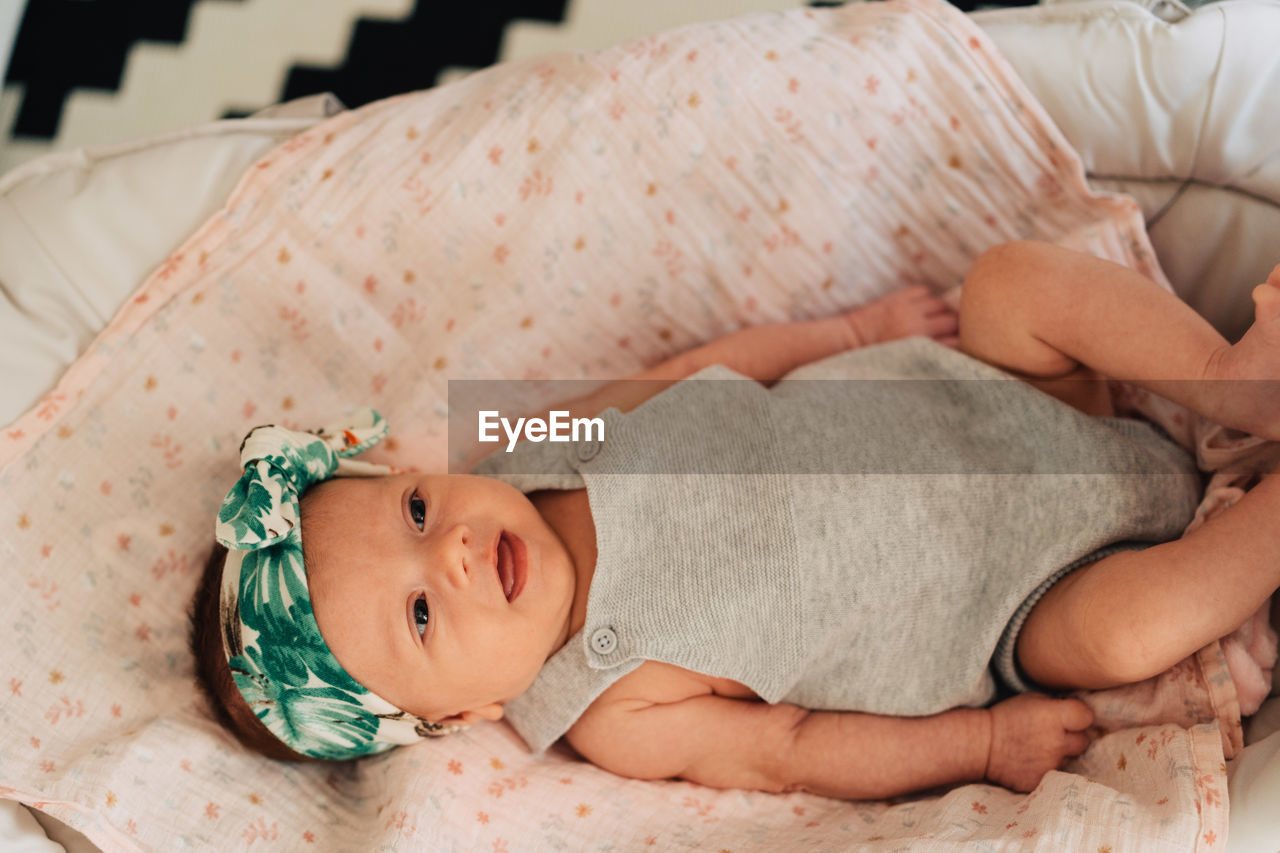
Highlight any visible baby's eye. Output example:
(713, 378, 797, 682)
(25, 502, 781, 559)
(413, 594, 430, 638)
(409, 490, 427, 531)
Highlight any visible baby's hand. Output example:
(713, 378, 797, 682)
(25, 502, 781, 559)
(984, 693, 1093, 793)
(841, 285, 958, 349)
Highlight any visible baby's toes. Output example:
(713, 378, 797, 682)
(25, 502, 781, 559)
(1253, 282, 1280, 325)
(1267, 263, 1280, 289)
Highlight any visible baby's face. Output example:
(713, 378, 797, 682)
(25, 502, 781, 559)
(302, 473, 577, 725)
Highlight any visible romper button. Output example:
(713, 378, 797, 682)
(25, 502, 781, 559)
(590, 627, 617, 655)
(575, 439, 601, 462)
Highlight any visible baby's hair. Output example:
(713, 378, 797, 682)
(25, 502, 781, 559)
(187, 542, 324, 763)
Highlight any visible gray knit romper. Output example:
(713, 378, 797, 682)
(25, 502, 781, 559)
(472, 338, 1202, 753)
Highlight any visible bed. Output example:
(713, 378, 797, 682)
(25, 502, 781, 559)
(2, 0, 1279, 850)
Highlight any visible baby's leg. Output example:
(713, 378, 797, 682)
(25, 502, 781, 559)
(1017, 464, 1280, 690)
(961, 244, 1280, 441)
(967, 248, 1280, 688)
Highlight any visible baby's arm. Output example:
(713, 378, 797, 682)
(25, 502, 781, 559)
(676, 285, 957, 385)
(565, 691, 1091, 799)
(563, 286, 956, 418)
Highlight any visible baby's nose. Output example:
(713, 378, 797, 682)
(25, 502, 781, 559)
(440, 523, 475, 586)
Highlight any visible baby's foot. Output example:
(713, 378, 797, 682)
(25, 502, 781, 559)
(1206, 264, 1280, 440)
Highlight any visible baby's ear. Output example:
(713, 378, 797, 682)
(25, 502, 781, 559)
(466, 703, 505, 723)
(439, 703, 504, 729)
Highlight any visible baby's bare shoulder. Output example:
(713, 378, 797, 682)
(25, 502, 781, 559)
(585, 660, 717, 711)
(581, 660, 761, 712)
(563, 661, 800, 789)
(563, 662, 786, 783)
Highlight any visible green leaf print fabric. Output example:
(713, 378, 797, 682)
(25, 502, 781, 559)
(214, 409, 461, 759)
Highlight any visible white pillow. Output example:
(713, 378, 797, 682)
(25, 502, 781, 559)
(975, 0, 1280, 341)
(1227, 722, 1280, 853)
(0, 95, 344, 427)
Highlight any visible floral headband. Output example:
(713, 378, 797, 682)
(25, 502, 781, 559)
(214, 408, 460, 760)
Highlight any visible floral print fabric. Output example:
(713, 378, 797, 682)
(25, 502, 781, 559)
(0, 0, 1235, 849)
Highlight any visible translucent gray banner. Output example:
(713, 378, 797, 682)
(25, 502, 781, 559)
(448, 378, 1279, 475)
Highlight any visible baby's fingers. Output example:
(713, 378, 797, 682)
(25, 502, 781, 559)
(910, 289, 953, 313)
(927, 311, 959, 338)
(1062, 731, 1090, 759)
(1060, 699, 1094, 732)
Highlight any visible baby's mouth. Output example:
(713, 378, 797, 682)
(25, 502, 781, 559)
(496, 532, 526, 603)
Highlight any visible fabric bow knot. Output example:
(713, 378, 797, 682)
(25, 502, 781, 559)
(216, 411, 388, 550)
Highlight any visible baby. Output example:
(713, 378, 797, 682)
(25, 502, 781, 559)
(189, 241, 1280, 799)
